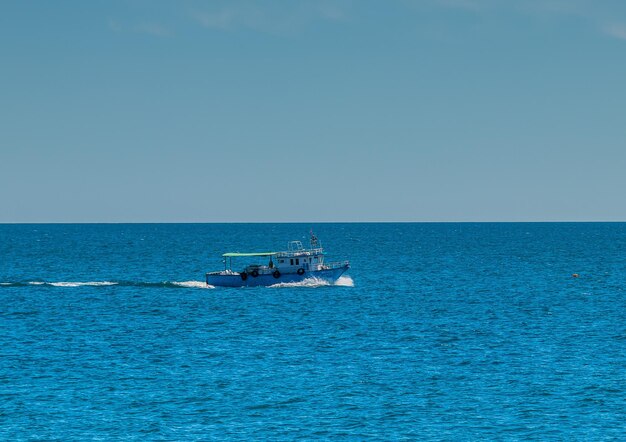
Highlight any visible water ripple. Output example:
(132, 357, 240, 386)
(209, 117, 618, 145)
(1, 223, 625, 439)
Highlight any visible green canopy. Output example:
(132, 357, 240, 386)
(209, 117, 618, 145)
(222, 252, 277, 257)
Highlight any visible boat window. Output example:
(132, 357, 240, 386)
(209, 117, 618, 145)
(280, 260, 284, 264)
(290, 259, 294, 265)
(296, 258, 299, 265)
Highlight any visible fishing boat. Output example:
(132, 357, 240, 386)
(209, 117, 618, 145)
(205, 232, 350, 287)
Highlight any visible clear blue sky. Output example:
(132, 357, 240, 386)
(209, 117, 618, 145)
(2, 0, 626, 222)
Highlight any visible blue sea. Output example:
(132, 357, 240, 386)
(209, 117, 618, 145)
(1, 223, 625, 440)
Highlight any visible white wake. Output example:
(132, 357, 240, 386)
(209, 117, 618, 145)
(47, 281, 118, 287)
(334, 275, 355, 287)
(172, 281, 215, 289)
(269, 275, 354, 288)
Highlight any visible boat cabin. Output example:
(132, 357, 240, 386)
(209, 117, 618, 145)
(221, 238, 326, 276)
(274, 240, 325, 272)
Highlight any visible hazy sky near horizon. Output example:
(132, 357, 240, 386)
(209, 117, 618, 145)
(2, 0, 626, 222)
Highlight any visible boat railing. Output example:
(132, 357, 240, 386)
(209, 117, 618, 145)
(276, 247, 324, 258)
(324, 260, 350, 269)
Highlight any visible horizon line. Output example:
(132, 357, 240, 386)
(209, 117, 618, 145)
(2, 220, 626, 225)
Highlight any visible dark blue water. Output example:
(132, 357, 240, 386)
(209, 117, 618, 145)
(1, 223, 625, 439)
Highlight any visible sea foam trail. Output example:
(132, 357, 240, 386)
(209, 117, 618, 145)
(0, 278, 353, 289)
(171, 281, 215, 289)
(269, 275, 354, 289)
(0, 281, 214, 289)
(48, 281, 118, 287)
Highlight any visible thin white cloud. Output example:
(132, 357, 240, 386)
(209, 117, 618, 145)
(431, 0, 626, 41)
(108, 19, 123, 33)
(133, 22, 171, 37)
(316, 3, 346, 21)
(604, 23, 626, 40)
(193, 8, 254, 31)
(192, 1, 348, 35)
(431, 0, 588, 16)
(194, 10, 231, 30)
(528, 2, 626, 42)
(434, 0, 484, 11)
(107, 19, 171, 37)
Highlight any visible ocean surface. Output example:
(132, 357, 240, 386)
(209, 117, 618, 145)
(1, 223, 625, 440)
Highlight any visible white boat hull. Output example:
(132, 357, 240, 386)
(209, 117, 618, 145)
(206, 265, 349, 287)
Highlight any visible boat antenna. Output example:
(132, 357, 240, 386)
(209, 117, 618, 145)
(310, 228, 319, 248)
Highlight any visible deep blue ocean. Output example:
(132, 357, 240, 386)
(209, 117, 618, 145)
(1, 223, 625, 440)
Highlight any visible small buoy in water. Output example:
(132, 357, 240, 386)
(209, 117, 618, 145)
(572, 273, 579, 278)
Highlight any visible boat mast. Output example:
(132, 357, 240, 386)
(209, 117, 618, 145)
(310, 229, 319, 249)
